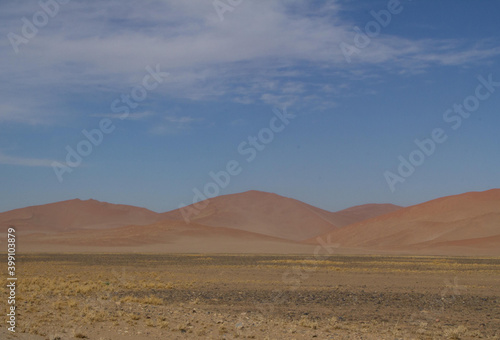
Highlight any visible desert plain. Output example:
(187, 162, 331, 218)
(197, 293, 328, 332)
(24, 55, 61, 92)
(0, 254, 499, 340)
(1, 189, 500, 339)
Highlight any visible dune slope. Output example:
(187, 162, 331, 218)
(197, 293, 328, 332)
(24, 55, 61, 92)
(310, 189, 500, 255)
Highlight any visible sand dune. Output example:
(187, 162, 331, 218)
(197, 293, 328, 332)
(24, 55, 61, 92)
(163, 190, 338, 241)
(161, 190, 400, 241)
(18, 219, 315, 254)
(310, 189, 500, 255)
(2, 189, 499, 255)
(0, 199, 161, 232)
(0, 191, 399, 247)
(321, 203, 402, 227)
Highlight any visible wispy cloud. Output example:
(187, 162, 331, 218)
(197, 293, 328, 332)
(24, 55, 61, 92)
(0, 103, 62, 126)
(149, 115, 204, 135)
(0, 151, 55, 167)
(164, 116, 196, 124)
(0, 0, 499, 125)
(90, 111, 154, 120)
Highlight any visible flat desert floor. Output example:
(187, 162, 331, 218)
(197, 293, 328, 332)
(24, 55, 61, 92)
(1, 254, 500, 339)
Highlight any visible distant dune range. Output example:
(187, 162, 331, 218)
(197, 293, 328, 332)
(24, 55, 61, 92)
(161, 190, 401, 241)
(1, 189, 499, 255)
(309, 189, 500, 256)
(0, 199, 162, 232)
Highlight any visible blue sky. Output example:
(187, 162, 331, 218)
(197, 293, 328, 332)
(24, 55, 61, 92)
(1, 0, 499, 213)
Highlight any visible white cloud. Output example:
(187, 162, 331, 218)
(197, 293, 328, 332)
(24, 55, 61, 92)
(149, 115, 203, 135)
(0, 151, 55, 167)
(91, 111, 154, 120)
(0, 103, 61, 126)
(0, 0, 499, 125)
(260, 93, 297, 108)
(164, 116, 195, 124)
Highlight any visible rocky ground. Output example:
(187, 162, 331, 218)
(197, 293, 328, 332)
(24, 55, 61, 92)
(1, 254, 500, 339)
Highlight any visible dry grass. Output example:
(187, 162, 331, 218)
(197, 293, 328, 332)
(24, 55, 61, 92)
(298, 316, 318, 329)
(444, 325, 468, 339)
(120, 295, 164, 305)
(2, 254, 499, 339)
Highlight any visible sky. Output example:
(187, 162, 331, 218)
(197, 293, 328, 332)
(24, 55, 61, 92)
(1, 0, 500, 213)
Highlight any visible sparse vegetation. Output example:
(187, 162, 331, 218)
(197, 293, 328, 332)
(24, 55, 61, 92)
(1, 254, 498, 339)
(444, 325, 468, 339)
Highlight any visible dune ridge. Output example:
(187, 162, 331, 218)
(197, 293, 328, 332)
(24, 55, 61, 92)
(1, 189, 499, 255)
(310, 189, 500, 255)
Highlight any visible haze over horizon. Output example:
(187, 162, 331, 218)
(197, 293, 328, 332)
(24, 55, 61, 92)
(1, 0, 500, 213)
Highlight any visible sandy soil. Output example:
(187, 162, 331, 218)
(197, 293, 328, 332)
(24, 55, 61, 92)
(1, 254, 499, 339)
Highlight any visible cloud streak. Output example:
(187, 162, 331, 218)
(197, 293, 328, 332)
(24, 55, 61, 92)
(90, 111, 154, 121)
(0, 0, 499, 126)
(149, 115, 204, 135)
(0, 151, 55, 167)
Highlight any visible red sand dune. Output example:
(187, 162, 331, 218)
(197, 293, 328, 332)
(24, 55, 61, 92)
(309, 189, 500, 255)
(161, 190, 400, 241)
(0, 199, 161, 232)
(322, 203, 402, 227)
(0, 191, 399, 244)
(18, 219, 315, 254)
(161, 190, 338, 241)
(2, 189, 499, 255)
